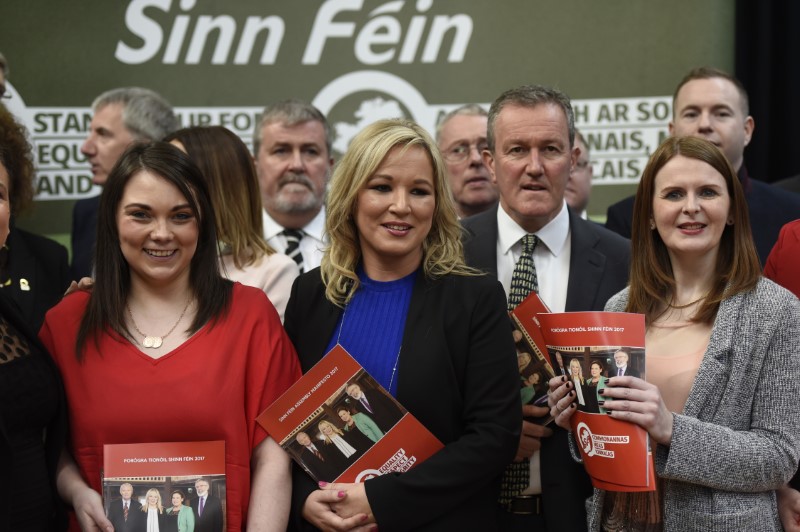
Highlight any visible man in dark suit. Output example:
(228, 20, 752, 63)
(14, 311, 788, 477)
(345, 382, 403, 433)
(190, 477, 223, 532)
(605, 67, 800, 266)
(462, 84, 630, 531)
(612, 349, 640, 378)
(72, 87, 178, 278)
(295, 430, 342, 482)
(106, 483, 143, 532)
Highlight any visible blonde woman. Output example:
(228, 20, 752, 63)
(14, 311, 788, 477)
(284, 119, 520, 530)
(140, 488, 164, 531)
(569, 358, 585, 385)
(165, 126, 299, 320)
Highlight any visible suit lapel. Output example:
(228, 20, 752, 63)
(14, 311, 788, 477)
(565, 210, 607, 312)
(395, 272, 430, 404)
(462, 206, 499, 277)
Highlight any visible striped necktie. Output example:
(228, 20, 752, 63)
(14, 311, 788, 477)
(500, 233, 539, 506)
(282, 228, 305, 273)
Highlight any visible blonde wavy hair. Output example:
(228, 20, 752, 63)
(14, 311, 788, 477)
(321, 118, 476, 306)
(317, 420, 345, 444)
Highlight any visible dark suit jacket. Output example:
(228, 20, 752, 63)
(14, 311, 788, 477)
(107, 499, 143, 532)
(285, 269, 521, 531)
(2, 226, 70, 331)
(461, 205, 631, 532)
(70, 195, 99, 280)
(298, 445, 341, 483)
(605, 165, 800, 266)
(190, 494, 223, 532)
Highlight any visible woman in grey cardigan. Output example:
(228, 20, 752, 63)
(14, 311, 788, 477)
(548, 136, 800, 531)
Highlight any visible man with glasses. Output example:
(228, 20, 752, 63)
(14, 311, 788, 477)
(436, 104, 498, 218)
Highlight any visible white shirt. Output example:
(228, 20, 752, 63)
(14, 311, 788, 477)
(262, 206, 327, 271)
(496, 200, 572, 313)
(495, 200, 573, 494)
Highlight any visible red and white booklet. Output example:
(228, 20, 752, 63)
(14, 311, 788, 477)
(535, 310, 655, 492)
(257, 345, 443, 483)
(102, 440, 226, 524)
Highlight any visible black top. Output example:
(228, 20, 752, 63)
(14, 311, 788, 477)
(0, 290, 67, 531)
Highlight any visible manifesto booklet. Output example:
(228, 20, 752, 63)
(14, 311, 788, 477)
(510, 292, 556, 423)
(536, 311, 656, 492)
(257, 344, 443, 483)
(102, 440, 226, 529)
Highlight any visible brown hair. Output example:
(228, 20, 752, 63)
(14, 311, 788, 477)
(165, 126, 273, 269)
(628, 136, 760, 323)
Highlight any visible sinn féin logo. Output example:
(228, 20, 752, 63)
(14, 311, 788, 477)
(355, 469, 383, 482)
(576, 422, 596, 457)
(312, 70, 435, 156)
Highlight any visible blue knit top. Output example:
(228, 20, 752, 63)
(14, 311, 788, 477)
(326, 267, 417, 397)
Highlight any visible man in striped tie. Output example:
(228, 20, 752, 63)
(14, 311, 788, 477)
(254, 99, 334, 273)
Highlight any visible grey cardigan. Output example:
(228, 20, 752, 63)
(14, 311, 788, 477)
(584, 278, 800, 531)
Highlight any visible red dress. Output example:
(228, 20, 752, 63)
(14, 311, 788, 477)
(764, 218, 800, 298)
(40, 283, 301, 531)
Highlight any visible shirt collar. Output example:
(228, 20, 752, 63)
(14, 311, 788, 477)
(262, 206, 327, 241)
(497, 200, 570, 256)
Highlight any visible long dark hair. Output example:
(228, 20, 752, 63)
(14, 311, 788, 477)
(76, 142, 232, 358)
(628, 136, 760, 323)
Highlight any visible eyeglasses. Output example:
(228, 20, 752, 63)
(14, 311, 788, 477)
(442, 140, 489, 163)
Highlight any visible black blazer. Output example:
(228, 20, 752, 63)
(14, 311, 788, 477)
(461, 205, 631, 532)
(70, 195, 99, 280)
(285, 269, 521, 531)
(107, 499, 143, 532)
(190, 494, 223, 532)
(3, 226, 70, 331)
(605, 165, 800, 266)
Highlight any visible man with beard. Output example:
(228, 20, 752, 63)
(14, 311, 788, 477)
(254, 99, 334, 273)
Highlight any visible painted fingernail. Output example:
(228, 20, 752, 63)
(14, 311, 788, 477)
(318, 481, 328, 488)
(569, 391, 575, 397)
(570, 403, 576, 408)
(606, 411, 613, 416)
(561, 376, 566, 382)
(337, 490, 346, 498)
(598, 401, 605, 406)
(598, 389, 605, 395)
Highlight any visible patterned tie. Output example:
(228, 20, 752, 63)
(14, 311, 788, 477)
(499, 233, 539, 506)
(282, 228, 305, 273)
(123, 502, 128, 521)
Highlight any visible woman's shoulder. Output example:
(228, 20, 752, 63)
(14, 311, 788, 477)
(43, 290, 90, 324)
(603, 286, 630, 312)
(735, 277, 800, 315)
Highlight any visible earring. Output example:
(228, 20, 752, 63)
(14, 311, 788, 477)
(649, 220, 656, 230)
(727, 218, 734, 226)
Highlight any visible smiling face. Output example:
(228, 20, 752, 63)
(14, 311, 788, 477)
(670, 77, 753, 172)
(116, 170, 199, 290)
(146, 490, 159, 507)
(255, 120, 332, 227)
(171, 493, 183, 507)
(296, 432, 311, 447)
(355, 144, 435, 280)
(614, 351, 628, 368)
(119, 484, 133, 501)
(652, 155, 732, 262)
(438, 114, 497, 217)
(338, 409, 352, 423)
(320, 422, 334, 436)
(485, 103, 576, 233)
(590, 362, 602, 378)
(81, 103, 135, 186)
